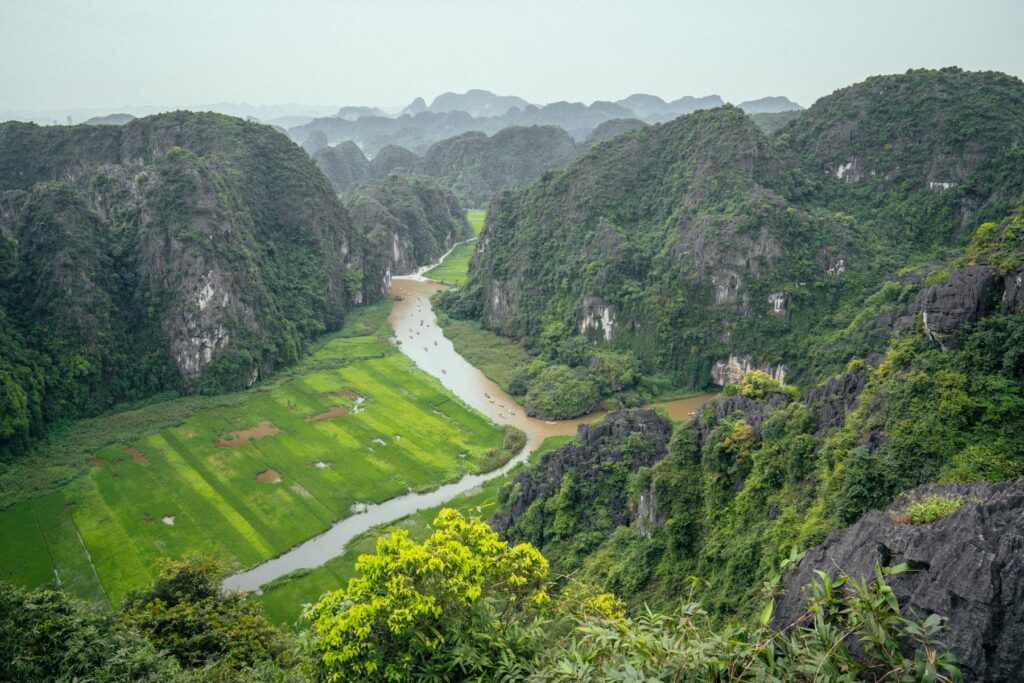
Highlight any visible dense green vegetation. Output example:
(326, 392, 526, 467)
(345, 174, 471, 274)
(1, 557, 298, 682)
(496, 243, 1024, 618)
(304, 509, 959, 682)
(420, 126, 579, 207)
(0, 301, 509, 606)
(4, 68, 1023, 679)
(2, 506, 960, 681)
(311, 126, 581, 207)
(441, 68, 1024, 400)
(0, 112, 391, 461)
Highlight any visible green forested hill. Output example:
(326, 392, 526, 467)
(345, 174, 472, 274)
(441, 69, 1024, 410)
(311, 125, 581, 207)
(418, 125, 579, 206)
(0, 112, 418, 459)
(493, 199, 1024, 620)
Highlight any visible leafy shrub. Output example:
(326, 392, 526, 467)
(305, 509, 552, 682)
(737, 369, 798, 400)
(897, 494, 964, 525)
(121, 556, 291, 673)
(524, 364, 599, 419)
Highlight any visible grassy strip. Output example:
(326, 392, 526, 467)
(255, 435, 573, 626)
(423, 210, 486, 286)
(433, 311, 533, 392)
(424, 240, 477, 286)
(0, 301, 506, 607)
(466, 209, 486, 236)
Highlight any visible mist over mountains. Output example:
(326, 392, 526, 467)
(287, 89, 802, 155)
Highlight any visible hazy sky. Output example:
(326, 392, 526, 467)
(3, 0, 1023, 114)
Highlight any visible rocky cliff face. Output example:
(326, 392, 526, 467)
(491, 409, 672, 535)
(451, 105, 828, 388)
(344, 175, 471, 277)
(921, 265, 1003, 349)
(710, 354, 787, 386)
(445, 69, 1024, 391)
(0, 112, 387, 457)
(774, 478, 1024, 682)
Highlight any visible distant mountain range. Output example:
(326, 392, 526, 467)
(288, 89, 802, 155)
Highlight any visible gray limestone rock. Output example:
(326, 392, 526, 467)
(774, 478, 1024, 682)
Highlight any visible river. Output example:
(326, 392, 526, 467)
(224, 264, 713, 593)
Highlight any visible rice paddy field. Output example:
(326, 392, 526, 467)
(424, 210, 486, 286)
(255, 435, 573, 625)
(0, 301, 506, 608)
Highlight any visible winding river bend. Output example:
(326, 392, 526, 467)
(224, 262, 713, 593)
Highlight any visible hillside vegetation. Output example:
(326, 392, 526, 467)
(0, 112, 470, 461)
(345, 174, 471, 275)
(313, 126, 580, 207)
(439, 68, 1024, 415)
(0, 113, 385, 460)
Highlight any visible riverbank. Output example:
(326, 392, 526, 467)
(224, 274, 714, 606)
(0, 302, 507, 607)
(255, 435, 573, 624)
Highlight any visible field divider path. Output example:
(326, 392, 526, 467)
(71, 520, 111, 609)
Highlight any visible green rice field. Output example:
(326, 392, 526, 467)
(424, 210, 485, 286)
(465, 209, 486, 236)
(255, 435, 573, 625)
(0, 301, 505, 608)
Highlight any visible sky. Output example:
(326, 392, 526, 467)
(2, 0, 1023, 117)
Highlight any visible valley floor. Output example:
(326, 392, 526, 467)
(0, 301, 505, 608)
(255, 435, 572, 624)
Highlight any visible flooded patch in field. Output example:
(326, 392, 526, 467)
(305, 406, 349, 422)
(214, 421, 280, 447)
(256, 469, 282, 484)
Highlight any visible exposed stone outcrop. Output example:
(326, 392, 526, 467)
(485, 278, 519, 327)
(711, 354, 787, 386)
(691, 393, 789, 446)
(579, 297, 616, 342)
(774, 478, 1024, 682)
(491, 410, 672, 534)
(345, 174, 470, 277)
(920, 265, 1002, 349)
(799, 366, 869, 433)
(1002, 267, 1024, 315)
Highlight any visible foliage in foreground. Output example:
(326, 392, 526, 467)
(305, 509, 960, 682)
(0, 556, 298, 683)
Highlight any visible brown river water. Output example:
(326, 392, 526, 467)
(224, 265, 714, 592)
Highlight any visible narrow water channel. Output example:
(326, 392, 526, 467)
(224, 264, 713, 593)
